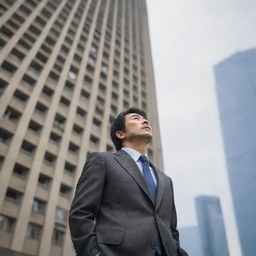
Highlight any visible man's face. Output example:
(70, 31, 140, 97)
(121, 113, 152, 142)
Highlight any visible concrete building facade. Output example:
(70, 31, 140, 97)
(0, 0, 163, 255)
(195, 196, 230, 256)
(214, 49, 256, 256)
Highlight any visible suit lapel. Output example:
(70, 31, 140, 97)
(153, 166, 165, 210)
(114, 150, 155, 205)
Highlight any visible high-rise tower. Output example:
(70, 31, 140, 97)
(0, 0, 163, 255)
(214, 49, 256, 256)
(195, 196, 230, 256)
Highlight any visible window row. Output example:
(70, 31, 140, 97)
(0, 213, 66, 245)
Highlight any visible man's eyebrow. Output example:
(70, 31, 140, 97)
(130, 114, 140, 117)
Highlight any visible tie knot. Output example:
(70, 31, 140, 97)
(139, 155, 149, 164)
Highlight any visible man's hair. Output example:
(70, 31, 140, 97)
(110, 107, 147, 151)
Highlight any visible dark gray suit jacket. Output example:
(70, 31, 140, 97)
(69, 150, 188, 256)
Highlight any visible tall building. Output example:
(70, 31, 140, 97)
(195, 196, 230, 256)
(179, 226, 203, 256)
(0, 0, 163, 256)
(214, 49, 256, 256)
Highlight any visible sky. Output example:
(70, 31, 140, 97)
(146, 0, 256, 255)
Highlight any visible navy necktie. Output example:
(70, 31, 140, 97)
(139, 155, 157, 202)
(139, 155, 161, 255)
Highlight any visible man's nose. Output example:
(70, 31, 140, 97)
(142, 118, 149, 124)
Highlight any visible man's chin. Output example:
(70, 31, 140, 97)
(142, 133, 153, 141)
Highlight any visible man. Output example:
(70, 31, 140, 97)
(69, 108, 188, 256)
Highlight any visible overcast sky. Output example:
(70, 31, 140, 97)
(146, 0, 256, 255)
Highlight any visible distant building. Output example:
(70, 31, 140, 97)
(214, 49, 256, 256)
(195, 196, 230, 256)
(0, 0, 162, 256)
(179, 226, 203, 256)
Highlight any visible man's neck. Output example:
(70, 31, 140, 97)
(122, 142, 147, 155)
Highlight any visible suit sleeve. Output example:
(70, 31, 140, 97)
(170, 179, 189, 256)
(69, 152, 105, 256)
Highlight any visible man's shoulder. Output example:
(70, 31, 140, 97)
(87, 151, 116, 161)
(155, 167, 172, 181)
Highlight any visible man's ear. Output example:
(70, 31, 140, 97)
(116, 130, 125, 139)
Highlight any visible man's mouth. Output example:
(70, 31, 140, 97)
(142, 126, 151, 131)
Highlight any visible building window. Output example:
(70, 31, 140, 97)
(80, 89, 90, 100)
(4, 106, 21, 121)
(97, 96, 105, 106)
(35, 102, 48, 115)
(29, 60, 43, 73)
(38, 173, 51, 188)
(5, 188, 22, 204)
(14, 90, 28, 102)
(64, 80, 74, 91)
(98, 83, 106, 94)
(10, 47, 25, 61)
(0, 78, 8, 96)
(59, 184, 72, 198)
(68, 142, 79, 153)
(95, 106, 103, 116)
(26, 223, 42, 240)
(88, 55, 96, 65)
(90, 135, 99, 146)
(68, 71, 77, 81)
(28, 120, 42, 133)
(32, 198, 46, 214)
(20, 140, 36, 155)
(42, 42, 53, 54)
(21, 73, 36, 87)
(0, 128, 13, 144)
(64, 161, 76, 176)
(101, 63, 108, 73)
(49, 132, 61, 144)
(90, 44, 98, 54)
(76, 107, 86, 118)
(141, 90, 146, 98)
(49, 71, 59, 81)
(42, 85, 54, 98)
(54, 113, 66, 131)
(72, 124, 83, 136)
(123, 100, 129, 108)
(52, 227, 65, 246)
(55, 207, 67, 223)
(111, 104, 117, 114)
(0, 214, 15, 233)
(1, 60, 17, 74)
(59, 96, 70, 107)
(69, 67, 78, 79)
(83, 75, 93, 85)
(44, 151, 56, 166)
(106, 145, 114, 152)
(92, 118, 101, 129)
(142, 101, 147, 110)
(12, 163, 29, 179)
(35, 51, 48, 63)
(86, 64, 95, 73)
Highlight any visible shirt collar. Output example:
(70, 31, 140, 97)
(121, 147, 142, 162)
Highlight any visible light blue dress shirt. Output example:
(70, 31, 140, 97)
(121, 147, 157, 184)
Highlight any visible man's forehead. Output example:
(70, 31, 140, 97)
(125, 113, 143, 118)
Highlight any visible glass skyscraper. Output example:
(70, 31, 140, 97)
(214, 49, 256, 256)
(195, 196, 230, 256)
